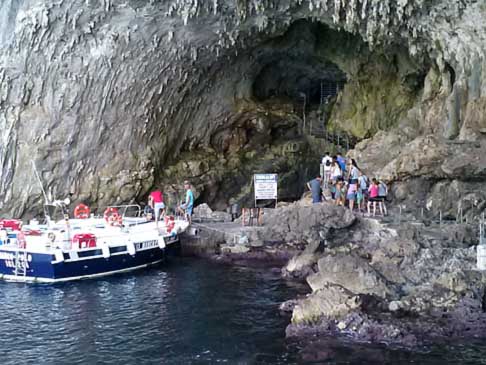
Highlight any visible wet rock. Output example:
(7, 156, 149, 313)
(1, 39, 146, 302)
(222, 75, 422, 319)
(292, 284, 361, 324)
(284, 239, 322, 279)
(220, 244, 250, 255)
(279, 299, 299, 313)
(307, 253, 392, 298)
(288, 215, 486, 346)
(262, 202, 356, 245)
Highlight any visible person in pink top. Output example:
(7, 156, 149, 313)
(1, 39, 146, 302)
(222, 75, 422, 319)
(149, 189, 165, 226)
(367, 178, 381, 216)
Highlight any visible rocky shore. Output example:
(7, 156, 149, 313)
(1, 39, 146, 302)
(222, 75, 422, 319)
(183, 200, 486, 347)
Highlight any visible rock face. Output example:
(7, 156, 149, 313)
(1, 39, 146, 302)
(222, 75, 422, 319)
(262, 202, 356, 246)
(1, 1, 486, 218)
(192, 203, 232, 222)
(286, 216, 486, 346)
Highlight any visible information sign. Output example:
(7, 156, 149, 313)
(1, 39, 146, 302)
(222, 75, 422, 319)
(254, 174, 278, 204)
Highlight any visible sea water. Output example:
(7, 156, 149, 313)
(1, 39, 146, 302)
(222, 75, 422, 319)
(0, 258, 485, 364)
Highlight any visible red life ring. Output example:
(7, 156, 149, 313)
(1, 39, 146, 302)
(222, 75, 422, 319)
(22, 229, 42, 236)
(74, 204, 91, 219)
(166, 216, 175, 233)
(104, 207, 122, 226)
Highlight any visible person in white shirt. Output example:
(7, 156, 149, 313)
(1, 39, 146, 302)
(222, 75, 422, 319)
(321, 152, 333, 187)
(331, 160, 342, 182)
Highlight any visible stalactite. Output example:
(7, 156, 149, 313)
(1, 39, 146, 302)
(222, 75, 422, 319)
(0, 0, 484, 216)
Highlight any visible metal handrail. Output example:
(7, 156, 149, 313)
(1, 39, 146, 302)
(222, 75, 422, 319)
(104, 204, 142, 218)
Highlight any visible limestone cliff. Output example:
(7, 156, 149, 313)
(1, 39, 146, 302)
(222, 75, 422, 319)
(1, 1, 485, 217)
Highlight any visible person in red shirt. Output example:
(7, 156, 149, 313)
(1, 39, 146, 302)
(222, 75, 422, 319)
(149, 190, 165, 227)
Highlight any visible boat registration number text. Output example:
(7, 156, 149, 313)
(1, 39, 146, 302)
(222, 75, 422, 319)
(0, 251, 31, 269)
(134, 240, 158, 250)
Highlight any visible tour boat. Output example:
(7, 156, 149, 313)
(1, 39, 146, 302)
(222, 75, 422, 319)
(0, 201, 189, 283)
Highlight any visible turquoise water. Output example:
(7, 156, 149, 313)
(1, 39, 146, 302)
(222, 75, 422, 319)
(0, 258, 485, 364)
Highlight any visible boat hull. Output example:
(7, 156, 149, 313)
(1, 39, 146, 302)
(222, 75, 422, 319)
(0, 237, 180, 283)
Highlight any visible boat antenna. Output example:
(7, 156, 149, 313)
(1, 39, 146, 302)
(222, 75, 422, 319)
(31, 160, 48, 204)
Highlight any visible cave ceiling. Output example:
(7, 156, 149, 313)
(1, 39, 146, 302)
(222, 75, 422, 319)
(0, 0, 485, 215)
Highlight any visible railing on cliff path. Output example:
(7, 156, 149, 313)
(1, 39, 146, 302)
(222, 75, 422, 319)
(304, 115, 358, 152)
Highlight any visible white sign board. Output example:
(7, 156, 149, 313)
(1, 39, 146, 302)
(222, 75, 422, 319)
(254, 174, 278, 200)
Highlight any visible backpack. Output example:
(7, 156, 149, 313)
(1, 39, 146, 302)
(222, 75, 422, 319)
(325, 159, 331, 167)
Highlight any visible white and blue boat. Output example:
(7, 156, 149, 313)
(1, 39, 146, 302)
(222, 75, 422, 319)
(0, 201, 189, 283)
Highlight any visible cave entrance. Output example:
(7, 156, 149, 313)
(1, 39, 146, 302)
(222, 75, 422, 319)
(250, 21, 349, 137)
(252, 57, 347, 115)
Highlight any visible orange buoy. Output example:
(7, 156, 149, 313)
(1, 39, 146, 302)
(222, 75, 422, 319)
(104, 207, 122, 226)
(74, 203, 91, 219)
(166, 216, 175, 233)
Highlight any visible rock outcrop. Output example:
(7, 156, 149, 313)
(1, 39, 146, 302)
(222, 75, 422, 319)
(285, 210, 486, 346)
(184, 200, 486, 346)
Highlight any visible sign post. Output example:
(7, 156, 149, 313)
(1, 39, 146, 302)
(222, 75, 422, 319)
(254, 174, 278, 208)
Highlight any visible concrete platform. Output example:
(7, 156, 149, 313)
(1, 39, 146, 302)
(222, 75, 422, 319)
(180, 222, 266, 256)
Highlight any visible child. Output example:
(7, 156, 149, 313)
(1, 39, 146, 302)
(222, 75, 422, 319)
(346, 181, 357, 212)
(335, 180, 344, 206)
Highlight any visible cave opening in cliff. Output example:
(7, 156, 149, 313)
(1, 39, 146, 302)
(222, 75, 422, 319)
(188, 19, 429, 210)
(245, 19, 428, 142)
(252, 57, 347, 109)
(250, 20, 349, 126)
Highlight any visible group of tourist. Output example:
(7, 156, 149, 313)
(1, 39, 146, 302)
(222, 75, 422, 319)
(307, 152, 388, 216)
(145, 180, 195, 225)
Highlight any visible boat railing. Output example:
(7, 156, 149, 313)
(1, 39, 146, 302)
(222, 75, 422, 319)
(104, 204, 142, 218)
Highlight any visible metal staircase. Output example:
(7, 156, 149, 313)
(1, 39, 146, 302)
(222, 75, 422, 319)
(14, 249, 27, 277)
(305, 116, 358, 151)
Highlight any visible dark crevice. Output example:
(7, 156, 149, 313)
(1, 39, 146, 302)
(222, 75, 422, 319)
(445, 62, 456, 90)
